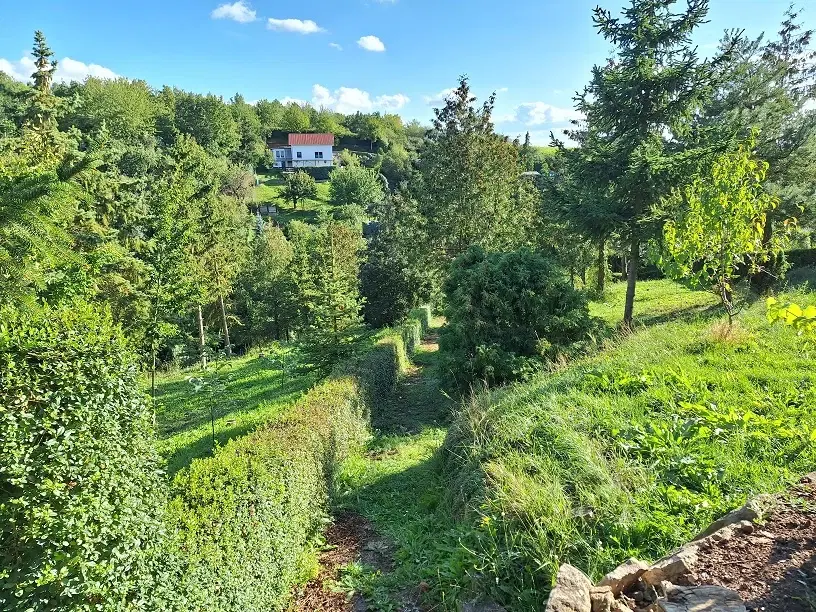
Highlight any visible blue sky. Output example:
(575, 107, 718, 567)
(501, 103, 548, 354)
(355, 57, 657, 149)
(1, 0, 812, 144)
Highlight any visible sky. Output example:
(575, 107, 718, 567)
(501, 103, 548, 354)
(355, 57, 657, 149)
(1, 0, 814, 144)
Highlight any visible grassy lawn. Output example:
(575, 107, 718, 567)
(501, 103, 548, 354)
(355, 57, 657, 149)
(153, 346, 317, 475)
(331, 280, 816, 611)
(255, 172, 334, 225)
(441, 278, 816, 608)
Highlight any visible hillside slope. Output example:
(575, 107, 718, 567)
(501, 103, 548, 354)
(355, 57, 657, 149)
(442, 280, 816, 608)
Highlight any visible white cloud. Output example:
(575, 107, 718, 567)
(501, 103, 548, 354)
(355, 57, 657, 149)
(280, 96, 308, 106)
(497, 102, 582, 126)
(423, 87, 454, 105)
(329, 42, 343, 51)
(0, 55, 119, 84)
(310, 84, 409, 114)
(211, 1, 256, 23)
(267, 18, 324, 34)
(496, 87, 509, 94)
(357, 35, 385, 52)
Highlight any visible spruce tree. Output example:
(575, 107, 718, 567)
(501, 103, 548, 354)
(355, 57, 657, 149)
(561, 0, 736, 326)
(417, 76, 522, 272)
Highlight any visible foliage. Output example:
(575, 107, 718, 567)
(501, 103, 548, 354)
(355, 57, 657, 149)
(767, 296, 816, 338)
(165, 376, 368, 611)
(329, 164, 385, 209)
(441, 280, 816, 609)
(290, 219, 365, 372)
(657, 141, 788, 322)
(703, 7, 816, 251)
(557, 0, 737, 326)
(361, 193, 432, 327)
(160, 308, 429, 611)
(440, 246, 592, 389)
(0, 303, 171, 611)
(281, 170, 318, 210)
(417, 77, 526, 271)
(233, 223, 298, 345)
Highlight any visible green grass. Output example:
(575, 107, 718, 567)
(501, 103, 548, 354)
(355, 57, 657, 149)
(442, 279, 816, 608)
(333, 323, 482, 609)
(332, 281, 816, 611)
(153, 346, 317, 475)
(255, 172, 334, 225)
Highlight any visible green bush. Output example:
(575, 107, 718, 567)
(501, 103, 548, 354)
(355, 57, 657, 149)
(440, 247, 592, 389)
(301, 166, 332, 181)
(0, 304, 171, 611)
(164, 378, 368, 611)
(160, 308, 430, 611)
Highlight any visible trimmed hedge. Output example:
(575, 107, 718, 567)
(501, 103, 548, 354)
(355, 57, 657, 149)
(0, 304, 171, 611)
(164, 378, 368, 610)
(160, 307, 431, 610)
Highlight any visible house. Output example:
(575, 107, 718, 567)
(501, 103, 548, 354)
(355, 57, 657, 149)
(272, 133, 335, 169)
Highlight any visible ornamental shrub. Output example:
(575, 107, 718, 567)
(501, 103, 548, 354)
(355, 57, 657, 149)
(164, 377, 368, 611)
(440, 247, 592, 389)
(0, 303, 171, 611)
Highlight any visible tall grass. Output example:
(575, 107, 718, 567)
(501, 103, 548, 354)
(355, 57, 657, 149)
(442, 280, 816, 608)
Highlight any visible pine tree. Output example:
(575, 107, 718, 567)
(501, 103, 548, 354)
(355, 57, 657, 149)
(417, 76, 522, 269)
(560, 0, 736, 326)
(23, 31, 67, 165)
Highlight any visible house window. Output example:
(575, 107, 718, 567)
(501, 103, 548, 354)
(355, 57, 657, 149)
(296, 151, 302, 159)
(315, 151, 323, 159)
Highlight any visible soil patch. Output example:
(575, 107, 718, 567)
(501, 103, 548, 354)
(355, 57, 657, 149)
(292, 512, 393, 612)
(692, 475, 816, 612)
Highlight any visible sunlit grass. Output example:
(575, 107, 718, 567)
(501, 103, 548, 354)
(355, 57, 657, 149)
(152, 346, 316, 475)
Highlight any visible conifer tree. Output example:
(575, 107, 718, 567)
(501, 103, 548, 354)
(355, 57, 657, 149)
(559, 0, 736, 326)
(417, 76, 522, 271)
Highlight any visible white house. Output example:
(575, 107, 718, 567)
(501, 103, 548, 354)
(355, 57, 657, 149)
(272, 133, 335, 169)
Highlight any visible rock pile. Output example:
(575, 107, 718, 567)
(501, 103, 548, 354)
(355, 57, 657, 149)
(544, 504, 762, 612)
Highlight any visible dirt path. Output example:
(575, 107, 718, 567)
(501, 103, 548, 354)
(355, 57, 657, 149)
(293, 324, 451, 612)
(692, 475, 816, 612)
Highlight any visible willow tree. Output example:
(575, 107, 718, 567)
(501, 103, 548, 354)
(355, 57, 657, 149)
(561, 0, 737, 326)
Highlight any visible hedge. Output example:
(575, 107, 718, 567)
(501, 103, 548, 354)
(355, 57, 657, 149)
(0, 304, 172, 611)
(161, 307, 432, 610)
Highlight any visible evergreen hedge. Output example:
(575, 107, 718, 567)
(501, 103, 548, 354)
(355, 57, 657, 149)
(0, 304, 172, 611)
(159, 308, 431, 610)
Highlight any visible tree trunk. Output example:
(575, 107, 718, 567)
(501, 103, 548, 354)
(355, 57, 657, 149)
(197, 304, 207, 369)
(219, 294, 232, 357)
(596, 238, 606, 293)
(623, 235, 639, 328)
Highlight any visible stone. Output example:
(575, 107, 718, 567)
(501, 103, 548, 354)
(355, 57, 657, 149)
(641, 548, 698, 586)
(590, 586, 614, 612)
(692, 495, 774, 541)
(598, 558, 649, 595)
(545, 564, 593, 612)
(656, 585, 745, 612)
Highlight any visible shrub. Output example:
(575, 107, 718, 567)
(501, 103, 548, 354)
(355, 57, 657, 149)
(440, 247, 592, 389)
(0, 304, 170, 611)
(301, 166, 332, 181)
(160, 308, 430, 611)
(164, 377, 368, 611)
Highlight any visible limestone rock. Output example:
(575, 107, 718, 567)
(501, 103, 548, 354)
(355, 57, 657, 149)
(598, 558, 649, 595)
(590, 586, 614, 612)
(692, 495, 774, 541)
(657, 585, 745, 612)
(545, 564, 592, 612)
(641, 548, 698, 586)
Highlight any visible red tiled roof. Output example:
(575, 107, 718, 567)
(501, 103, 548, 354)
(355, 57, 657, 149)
(288, 133, 335, 146)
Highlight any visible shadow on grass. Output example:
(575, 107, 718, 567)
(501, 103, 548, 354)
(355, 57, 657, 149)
(371, 338, 454, 436)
